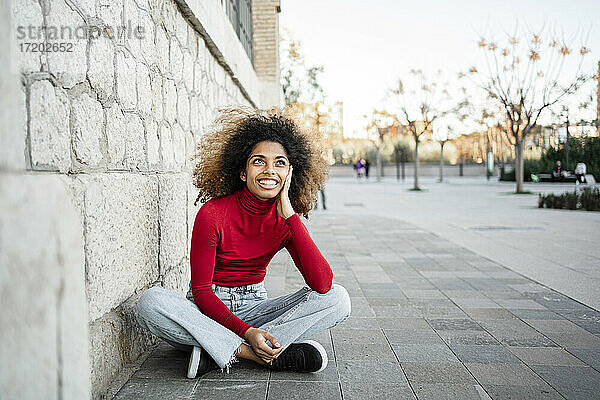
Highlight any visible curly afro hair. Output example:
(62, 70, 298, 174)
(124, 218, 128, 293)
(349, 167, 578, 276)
(191, 105, 329, 218)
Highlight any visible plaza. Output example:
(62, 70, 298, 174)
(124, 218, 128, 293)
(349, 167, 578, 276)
(112, 176, 600, 399)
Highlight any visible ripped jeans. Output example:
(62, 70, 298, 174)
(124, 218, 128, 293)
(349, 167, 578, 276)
(135, 282, 351, 370)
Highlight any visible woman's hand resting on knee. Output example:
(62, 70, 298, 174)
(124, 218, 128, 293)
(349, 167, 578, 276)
(243, 327, 282, 363)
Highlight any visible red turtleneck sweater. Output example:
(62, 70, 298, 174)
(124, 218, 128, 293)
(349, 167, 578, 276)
(189, 185, 333, 338)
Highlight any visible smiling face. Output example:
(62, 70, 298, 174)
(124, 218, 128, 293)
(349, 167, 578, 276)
(240, 141, 290, 201)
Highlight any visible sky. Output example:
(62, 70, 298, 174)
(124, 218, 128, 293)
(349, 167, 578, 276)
(279, 0, 600, 138)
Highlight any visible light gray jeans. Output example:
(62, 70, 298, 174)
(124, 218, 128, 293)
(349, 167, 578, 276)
(135, 281, 351, 369)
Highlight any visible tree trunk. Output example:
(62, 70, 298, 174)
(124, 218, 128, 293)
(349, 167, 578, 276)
(395, 149, 400, 181)
(413, 140, 420, 190)
(515, 138, 525, 193)
(439, 146, 443, 181)
(565, 118, 570, 170)
(376, 146, 382, 181)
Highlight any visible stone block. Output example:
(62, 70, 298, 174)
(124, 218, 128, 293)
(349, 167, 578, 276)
(105, 103, 127, 169)
(200, 68, 210, 104)
(158, 174, 187, 274)
(176, 85, 189, 131)
(164, 78, 177, 124)
(183, 50, 194, 91)
(84, 174, 159, 322)
(0, 174, 90, 400)
(174, 10, 188, 48)
(150, 69, 163, 122)
(0, 80, 26, 171)
(147, 0, 161, 24)
(46, 0, 87, 88)
(72, 0, 95, 19)
(162, 0, 176, 35)
(139, 11, 156, 64)
(89, 293, 157, 399)
(136, 61, 152, 118)
(159, 123, 174, 170)
(124, 112, 147, 171)
(88, 35, 115, 103)
(146, 119, 160, 168)
(172, 122, 186, 169)
(169, 37, 183, 82)
(193, 61, 203, 94)
(155, 26, 169, 74)
(124, 0, 141, 58)
(214, 63, 225, 87)
(189, 29, 198, 60)
(189, 95, 199, 134)
(163, 260, 190, 296)
(29, 80, 71, 172)
(184, 129, 195, 169)
(116, 49, 137, 110)
(97, 0, 122, 32)
(72, 92, 104, 167)
(10, 0, 45, 74)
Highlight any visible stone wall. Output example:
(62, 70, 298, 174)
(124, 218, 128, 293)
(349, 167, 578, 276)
(3, 0, 280, 399)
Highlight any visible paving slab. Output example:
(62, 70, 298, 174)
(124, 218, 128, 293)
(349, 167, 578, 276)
(266, 381, 341, 400)
(464, 362, 551, 387)
(482, 384, 564, 400)
(340, 382, 416, 400)
(448, 345, 523, 364)
(112, 378, 196, 400)
(413, 383, 492, 400)
(401, 362, 477, 385)
(192, 381, 268, 400)
(337, 361, 409, 385)
(528, 365, 600, 400)
(113, 207, 600, 399)
(391, 343, 460, 362)
(506, 346, 587, 366)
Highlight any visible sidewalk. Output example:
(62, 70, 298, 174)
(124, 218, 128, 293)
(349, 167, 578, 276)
(113, 207, 600, 399)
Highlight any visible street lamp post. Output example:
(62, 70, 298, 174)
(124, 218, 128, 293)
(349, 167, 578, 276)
(565, 116, 570, 171)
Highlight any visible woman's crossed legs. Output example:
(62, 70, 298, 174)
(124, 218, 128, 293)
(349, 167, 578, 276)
(135, 283, 351, 372)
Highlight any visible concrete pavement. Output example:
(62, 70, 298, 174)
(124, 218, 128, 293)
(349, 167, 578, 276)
(112, 181, 600, 398)
(322, 175, 600, 312)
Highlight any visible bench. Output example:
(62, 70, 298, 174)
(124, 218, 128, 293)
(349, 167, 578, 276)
(532, 173, 578, 183)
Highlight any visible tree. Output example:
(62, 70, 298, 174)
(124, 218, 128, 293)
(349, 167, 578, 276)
(364, 109, 395, 180)
(457, 92, 506, 178)
(466, 26, 592, 192)
(389, 69, 455, 190)
(280, 33, 325, 106)
(432, 121, 454, 182)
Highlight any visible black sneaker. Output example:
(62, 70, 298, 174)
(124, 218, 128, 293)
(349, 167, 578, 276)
(187, 346, 219, 378)
(269, 340, 328, 373)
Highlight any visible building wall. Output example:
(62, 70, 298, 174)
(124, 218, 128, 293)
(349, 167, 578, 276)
(252, 0, 283, 107)
(2, 0, 280, 399)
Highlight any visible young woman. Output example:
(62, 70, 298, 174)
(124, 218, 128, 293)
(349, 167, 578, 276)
(135, 106, 351, 378)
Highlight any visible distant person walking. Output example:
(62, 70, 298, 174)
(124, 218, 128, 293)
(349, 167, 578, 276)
(355, 159, 365, 180)
(363, 159, 370, 179)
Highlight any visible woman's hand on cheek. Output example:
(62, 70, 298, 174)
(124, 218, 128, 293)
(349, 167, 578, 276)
(277, 165, 295, 219)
